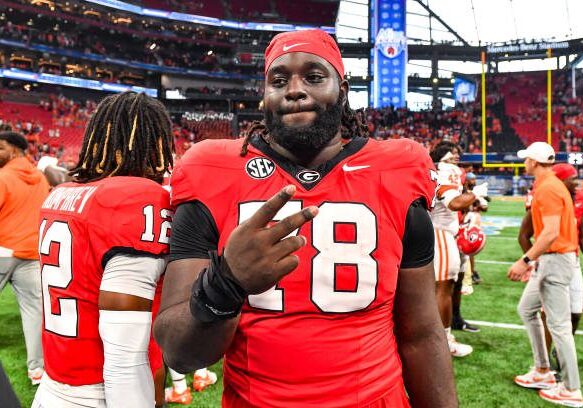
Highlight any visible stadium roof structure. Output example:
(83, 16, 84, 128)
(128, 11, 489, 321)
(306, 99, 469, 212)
(336, 0, 583, 108)
(397, 0, 583, 76)
(407, 0, 583, 46)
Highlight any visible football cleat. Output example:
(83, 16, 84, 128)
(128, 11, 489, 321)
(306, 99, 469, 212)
(165, 385, 192, 405)
(447, 333, 473, 357)
(452, 317, 480, 333)
(28, 367, 44, 386)
(514, 367, 557, 389)
(539, 383, 583, 407)
(472, 270, 482, 284)
(193, 368, 218, 392)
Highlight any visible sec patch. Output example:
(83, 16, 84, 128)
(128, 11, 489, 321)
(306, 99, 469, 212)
(246, 157, 276, 179)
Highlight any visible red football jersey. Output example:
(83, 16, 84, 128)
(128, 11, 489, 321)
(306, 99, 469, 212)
(39, 177, 171, 386)
(172, 137, 436, 407)
(575, 189, 583, 233)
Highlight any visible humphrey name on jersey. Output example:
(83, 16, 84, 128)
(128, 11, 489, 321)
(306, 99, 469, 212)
(42, 186, 98, 214)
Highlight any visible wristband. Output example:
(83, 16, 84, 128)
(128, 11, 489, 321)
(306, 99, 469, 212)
(522, 255, 531, 265)
(190, 251, 247, 323)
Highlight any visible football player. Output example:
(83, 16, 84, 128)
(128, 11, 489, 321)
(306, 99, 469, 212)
(155, 29, 457, 407)
(430, 142, 488, 357)
(32, 92, 174, 407)
(463, 171, 487, 285)
(452, 172, 486, 328)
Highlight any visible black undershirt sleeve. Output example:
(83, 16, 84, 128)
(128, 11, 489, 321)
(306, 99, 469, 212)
(400, 198, 435, 269)
(169, 201, 219, 261)
(170, 199, 434, 267)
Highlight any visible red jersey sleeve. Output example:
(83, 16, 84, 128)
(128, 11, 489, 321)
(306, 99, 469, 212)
(575, 189, 583, 231)
(391, 139, 437, 209)
(170, 139, 244, 233)
(170, 140, 233, 207)
(378, 139, 437, 239)
(88, 178, 171, 266)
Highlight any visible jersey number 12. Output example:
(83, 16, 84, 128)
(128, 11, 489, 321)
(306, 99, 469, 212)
(39, 207, 171, 337)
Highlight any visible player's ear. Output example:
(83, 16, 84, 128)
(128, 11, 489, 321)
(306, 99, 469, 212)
(339, 77, 349, 107)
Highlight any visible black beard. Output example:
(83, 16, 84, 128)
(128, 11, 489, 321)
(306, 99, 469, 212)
(265, 98, 343, 164)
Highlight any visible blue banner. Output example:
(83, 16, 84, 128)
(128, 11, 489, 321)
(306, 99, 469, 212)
(370, 0, 407, 108)
(461, 152, 568, 163)
(0, 68, 157, 97)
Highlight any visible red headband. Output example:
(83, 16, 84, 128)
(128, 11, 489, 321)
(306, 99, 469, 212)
(552, 163, 578, 181)
(264, 29, 344, 79)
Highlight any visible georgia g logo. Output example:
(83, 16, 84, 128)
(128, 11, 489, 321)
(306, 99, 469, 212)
(375, 28, 407, 59)
(297, 170, 320, 183)
(246, 157, 276, 180)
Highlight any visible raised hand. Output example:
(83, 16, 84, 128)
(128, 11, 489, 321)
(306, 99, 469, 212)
(472, 182, 488, 199)
(223, 185, 318, 294)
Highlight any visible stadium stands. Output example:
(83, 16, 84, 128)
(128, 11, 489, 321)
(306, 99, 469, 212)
(1, 2, 581, 163)
(139, 0, 337, 25)
(276, 0, 338, 25)
(486, 71, 583, 152)
(1, 82, 581, 171)
(142, 0, 225, 19)
(0, 95, 95, 165)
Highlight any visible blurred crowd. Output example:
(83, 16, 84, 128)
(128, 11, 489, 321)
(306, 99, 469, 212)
(0, 3, 268, 87)
(0, 84, 582, 170)
(485, 73, 583, 153)
(362, 104, 483, 153)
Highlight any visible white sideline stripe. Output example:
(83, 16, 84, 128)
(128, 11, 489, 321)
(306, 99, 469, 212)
(487, 236, 518, 240)
(467, 320, 583, 336)
(476, 260, 513, 265)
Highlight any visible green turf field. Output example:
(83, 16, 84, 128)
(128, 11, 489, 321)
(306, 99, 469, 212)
(3, 198, 583, 407)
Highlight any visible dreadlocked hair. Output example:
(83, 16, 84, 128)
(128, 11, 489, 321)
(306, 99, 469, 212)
(340, 99, 369, 140)
(239, 98, 370, 156)
(70, 92, 174, 183)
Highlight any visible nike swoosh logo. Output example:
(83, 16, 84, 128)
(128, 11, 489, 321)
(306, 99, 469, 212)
(342, 164, 370, 172)
(283, 43, 308, 52)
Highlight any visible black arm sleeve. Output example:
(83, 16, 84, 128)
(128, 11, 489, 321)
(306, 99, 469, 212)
(400, 198, 435, 269)
(169, 201, 219, 261)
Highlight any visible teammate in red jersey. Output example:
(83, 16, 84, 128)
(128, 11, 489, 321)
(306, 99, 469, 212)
(32, 92, 174, 408)
(155, 29, 457, 407)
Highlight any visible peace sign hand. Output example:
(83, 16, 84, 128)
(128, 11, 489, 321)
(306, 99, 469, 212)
(223, 185, 318, 295)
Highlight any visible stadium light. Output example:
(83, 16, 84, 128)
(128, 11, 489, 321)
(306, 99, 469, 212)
(149, 43, 157, 50)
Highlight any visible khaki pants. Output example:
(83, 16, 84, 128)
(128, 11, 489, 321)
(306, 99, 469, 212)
(518, 252, 581, 390)
(0, 257, 44, 371)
